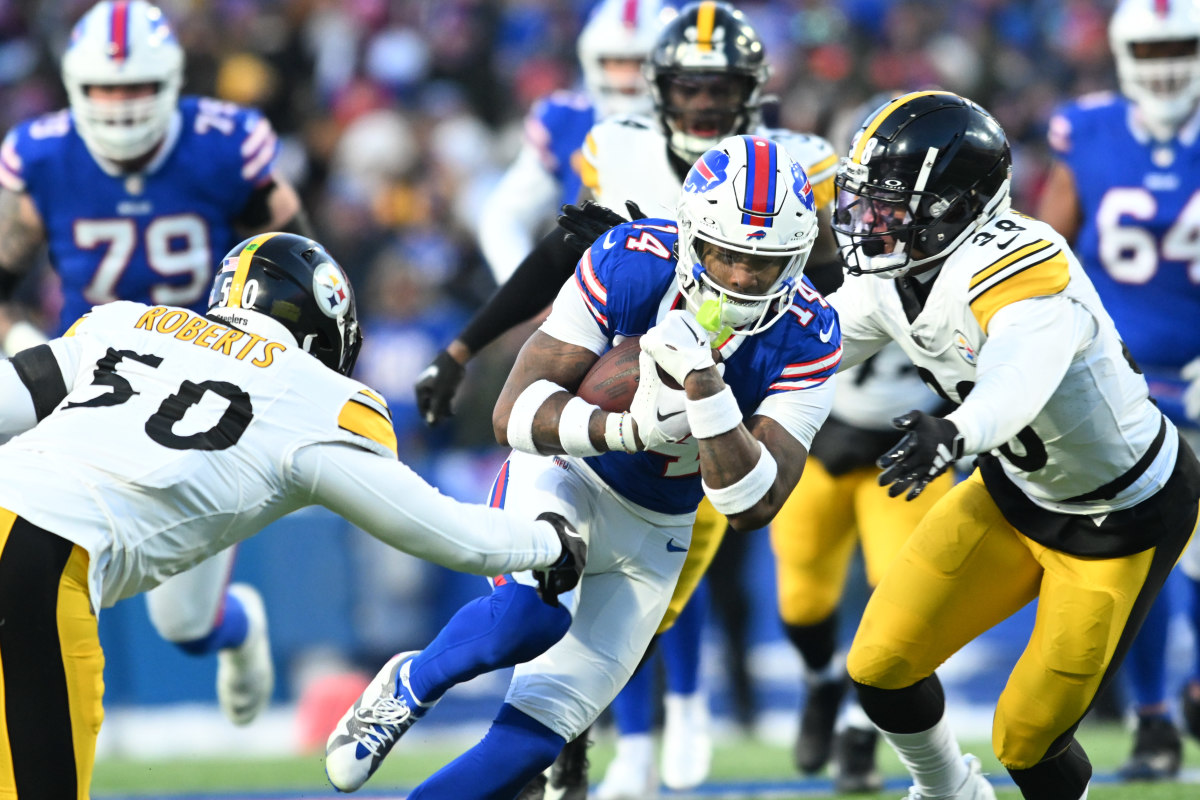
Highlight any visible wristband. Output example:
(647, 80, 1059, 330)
(558, 395, 603, 457)
(603, 411, 637, 454)
(685, 385, 742, 439)
(702, 441, 778, 515)
(507, 379, 565, 455)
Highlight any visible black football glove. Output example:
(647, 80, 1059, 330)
(533, 512, 587, 606)
(877, 410, 965, 501)
(557, 200, 646, 257)
(414, 349, 466, 426)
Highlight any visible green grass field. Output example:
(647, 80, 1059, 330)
(92, 720, 1200, 799)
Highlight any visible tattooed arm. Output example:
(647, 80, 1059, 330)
(0, 188, 49, 354)
(0, 188, 45, 296)
(686, 368, 812, 532)
(492, 330, 604, 454)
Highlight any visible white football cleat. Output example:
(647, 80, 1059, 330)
(596, 733, 657, 800)
(660, 691, 712, 789)
(903, 754, 996, 800)
(216, 583, 274, 726)
(325, 651, 434, 792)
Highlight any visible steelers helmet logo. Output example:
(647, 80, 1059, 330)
(313, 261, 351, 319)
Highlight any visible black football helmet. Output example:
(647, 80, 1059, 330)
(832, 91, 1012, 278)
(643, 1, 770, 163)
(207, 232, 362, 376)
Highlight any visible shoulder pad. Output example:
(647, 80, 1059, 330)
(337, 388, 397, 457)
(968, 238, 1070, 334)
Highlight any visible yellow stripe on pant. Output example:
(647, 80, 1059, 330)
(0, 509, 100, 800)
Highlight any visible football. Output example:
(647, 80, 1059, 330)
(576, 336, 644, 412)
(577, 336, 699, 412)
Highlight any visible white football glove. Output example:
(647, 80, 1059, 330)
(641, 309, 716, 387)
(629, 351, 690, 450)
(1183, 357, 1200, 423)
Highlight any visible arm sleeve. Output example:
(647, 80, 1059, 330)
(477, 143, 561, 283)
(947, 294, 1094, 453)
(825, 282, 891, 370)
(293, 442, 563, 576)
(0, 360, 36, 436)
(755, 376, 836, 450)
(0, 335, 82, 435)
(538, 276, 609, 355)
(458, 226, 581, 355)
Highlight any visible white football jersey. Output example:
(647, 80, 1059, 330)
(0, 302, 562, 609)
(831, 210, 1174, 514)
(579, 115, 839, 219)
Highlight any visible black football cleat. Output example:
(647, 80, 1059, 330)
(795, 676, 848, 773)
(1116, 714, 1182, 781)
(833, 726, 883, 794)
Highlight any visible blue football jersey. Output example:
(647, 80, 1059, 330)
(526, 91, 595, 208)
(1049, 93, 1200, 384)
(572, 219, 841, 515)
(0, 96, 280, 333)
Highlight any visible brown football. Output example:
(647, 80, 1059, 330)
(577, 336, 645, 412)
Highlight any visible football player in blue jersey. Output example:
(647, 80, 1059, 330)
(1038, 0, 1200, 778)
(0, 0, 310, 727)
(476, 0, 665, 285)
(326, 135, 841, 799)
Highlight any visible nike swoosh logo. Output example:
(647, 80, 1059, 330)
(666, 539, 687, 553)
(656, 409, 684, 421)
(819, 324, 835, 343)
(602, 230, 618, 249)
(996, 234, 1018, 250)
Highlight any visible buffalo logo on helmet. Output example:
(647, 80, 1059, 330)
(790, 162, 816, 212)
(313, 262, 351, 318)
(746, 230, 767, 240)
(684, 149, 730, 194)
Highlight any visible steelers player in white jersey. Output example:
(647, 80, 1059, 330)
(0, 233, 585, 800)
(828, 91, 1200, 800)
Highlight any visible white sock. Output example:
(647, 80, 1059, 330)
(880, 715, 967, 797)
(613, 732, 654, 763)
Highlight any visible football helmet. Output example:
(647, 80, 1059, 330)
(833, 91, 1011, 278)
(644, 1, 770, 163)
(208, 233, 363, 377)
(61, 0, 184, 164)
(675, 134, 819, 337)
(577, 0, 668, 118)
(1110, 0, 1200, 134)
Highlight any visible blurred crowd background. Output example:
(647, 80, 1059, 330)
(2, 0, 1171, 754)
(0, 0, 1123, 459)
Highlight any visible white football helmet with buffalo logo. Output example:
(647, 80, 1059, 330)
(675, 134, 819, 336)
(577, 0, 669, 118)
(61, 0, 184, 164)
(1109, 0, 1200, 135)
